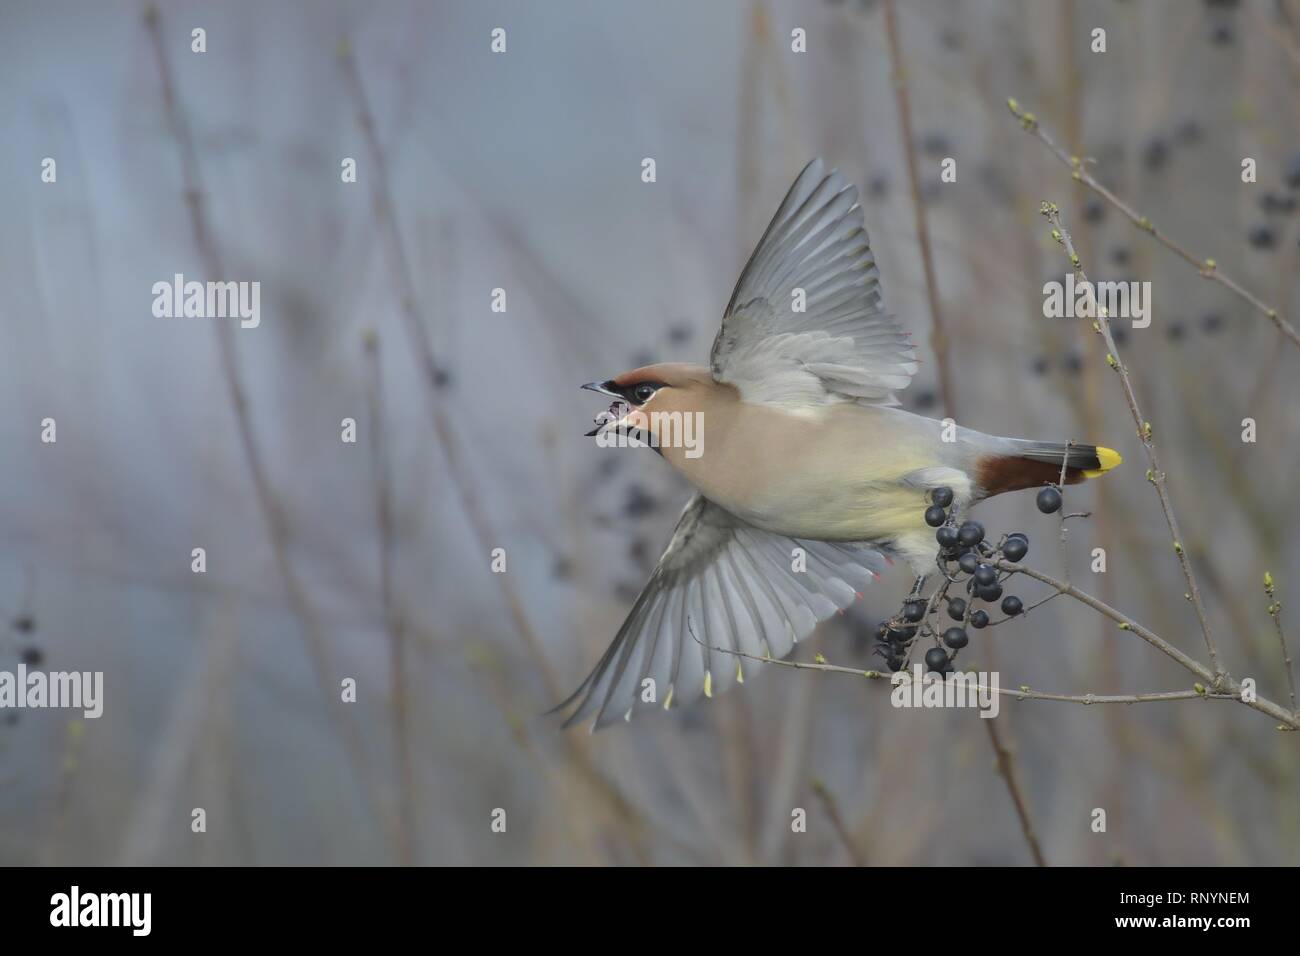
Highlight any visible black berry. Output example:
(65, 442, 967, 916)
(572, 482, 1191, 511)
(920, 131, 951, 157)
(1002, 536, 1028, 562)
(948, 597, 967, 621)
(1141, 138, 1169, 172)
(925, 647, 952, 673)
(936, 526, 959, 549)
(1248, 225, 1277, 250)
(886, 624, 917, 643)
(942, 627, 969, 650)
(925, 505, 947, 527)
(979, 582, 1004, 603)
(1036, 487, 1063, 514)
(957, 521, 985, 547)
(1174, 119, 1202, 145)
(931, 487, 954, 508)
(974, 565, 998, 587)
(970, 610, 990, 629)
(902, 600, 926, 623)
(1261, 192, 1297, 215)
(1001, 595, 1024, 616)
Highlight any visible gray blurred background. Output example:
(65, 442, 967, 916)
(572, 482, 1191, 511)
(1, 0, 1298, 865)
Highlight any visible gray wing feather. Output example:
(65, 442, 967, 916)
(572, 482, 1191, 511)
(711, 159, 919, 407)
(554, 495, 886, 730)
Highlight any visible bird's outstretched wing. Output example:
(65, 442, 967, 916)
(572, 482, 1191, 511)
(554, 495, 885, 730)
(711, 158, 919, 407)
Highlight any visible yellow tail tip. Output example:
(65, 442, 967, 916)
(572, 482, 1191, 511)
(1082, 446, 1122, 478)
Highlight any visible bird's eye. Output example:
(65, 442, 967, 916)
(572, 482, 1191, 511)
(632, 383, 657, 404)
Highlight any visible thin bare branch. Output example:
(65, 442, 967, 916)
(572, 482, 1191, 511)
(999, 560, 1299, 730)
(1008, 99, 1300, 349)
(882, 0, 956, 410)
(689, 621, 1233, 709)
(338, 40, 651, 859)
(809, 779, 867, 866)
(1264, 572, 1297, 717)
(982, 719, 1047, 867)
(363, 332, 417, 866)
(1038, 200, 1226, 682)
(688, 572, 1298, 729)
(143, 5, 398, 851)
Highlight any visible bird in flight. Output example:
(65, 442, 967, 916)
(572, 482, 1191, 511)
(556, 159, 1120, 730)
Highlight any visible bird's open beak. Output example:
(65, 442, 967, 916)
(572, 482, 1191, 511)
(581, 380, 621, 399)
(583, 380, 623, 436)
(582, 381, 649, 438)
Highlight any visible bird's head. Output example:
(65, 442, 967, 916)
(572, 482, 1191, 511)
(582, 363, 713, 447)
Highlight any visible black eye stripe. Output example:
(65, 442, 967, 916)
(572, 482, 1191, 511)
(618, 381, 666, 403)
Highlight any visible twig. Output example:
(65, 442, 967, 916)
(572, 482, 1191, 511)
(363, 332, 417, 866)
(687, 590, 1298, 728)
(1264, 572, 1297, 717)
(873, 24, 1050, 859)
(1249, 2, 1300, 77)
(882, 0, 956, 411)
(40, 718, 85, 865)
(1038, 200, 1226, 683)
(143, 6, 398, 851)
(339, 40, 651, 858)
(686, 621, 1236, 709)
(999, 560, 1299, 730)
(1007, 99, 1300, 349)
(982, 719, 1047, 867)
(1055, 440, 1074, 583)
(339, 41, 563, 693)
(809, 779, 867, 866)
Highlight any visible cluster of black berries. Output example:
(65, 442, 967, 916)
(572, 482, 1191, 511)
(873, 486, 1042, 675)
